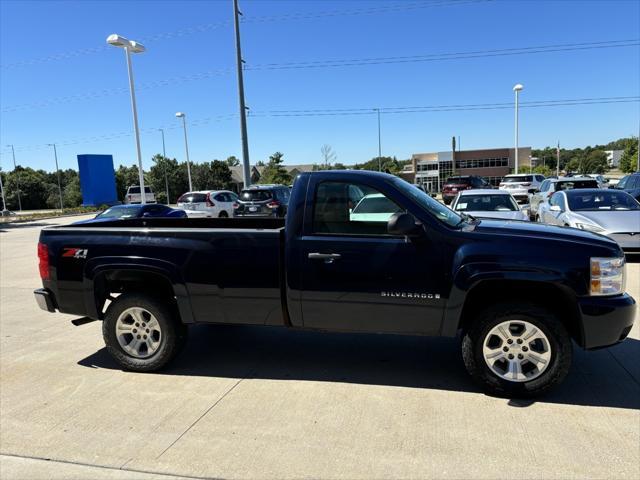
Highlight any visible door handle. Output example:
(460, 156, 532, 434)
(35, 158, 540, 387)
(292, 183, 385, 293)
(308, 252, 342, 263)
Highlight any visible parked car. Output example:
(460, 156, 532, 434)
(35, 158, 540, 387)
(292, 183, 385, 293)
(529, 177, 600, 220)
(177, 190, 238, 218)
(350, 193, 403, 222)
(537, 189, 640, 253)
(611, 172, 640, 201)
(74, 204, 187, 224)
(124, 185, 156, 204)
(450, 189, 528, 221)
(499, 174, 545, 204)
(441, 175, 492, 205)
(584, 174, 610, 189)
(234, 185, 291, 217)
(36, 170, 635, 398)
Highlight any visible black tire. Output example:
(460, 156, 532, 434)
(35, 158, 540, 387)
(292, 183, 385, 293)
(219, 211, 229, 218)
(102, 293, 187, 372)
(461, 303, 572, 398)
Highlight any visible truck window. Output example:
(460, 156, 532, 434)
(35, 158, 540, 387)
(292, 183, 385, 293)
(313, 181, 402, 235)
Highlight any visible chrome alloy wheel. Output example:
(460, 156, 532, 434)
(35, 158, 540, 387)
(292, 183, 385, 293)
(115, 307, 162, 359)
(482, 320, 552, 383)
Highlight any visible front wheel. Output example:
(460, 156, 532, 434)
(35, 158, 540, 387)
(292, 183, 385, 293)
(103, 293, 187, 372)
(461, 303, 572, 397)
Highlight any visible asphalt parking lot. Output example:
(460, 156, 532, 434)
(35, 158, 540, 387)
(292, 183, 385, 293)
(1, 215, 638, 480)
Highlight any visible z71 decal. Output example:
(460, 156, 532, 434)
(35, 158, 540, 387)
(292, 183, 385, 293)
(62, 248, 88, 259)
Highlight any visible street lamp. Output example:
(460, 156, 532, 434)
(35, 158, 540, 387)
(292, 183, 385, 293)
(158, 129, 170, 204)
(107, 33, 147, 204)
(513, 83, 524, 174)
(6, 144, 21, 211)
(47, 143, 64, 210)
(175, 112, 193, 192)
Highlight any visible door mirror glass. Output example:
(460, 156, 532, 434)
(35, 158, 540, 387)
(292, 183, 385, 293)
(387, 212, 420, 236)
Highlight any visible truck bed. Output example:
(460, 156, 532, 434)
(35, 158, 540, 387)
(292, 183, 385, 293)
(41, 217, 287, 326)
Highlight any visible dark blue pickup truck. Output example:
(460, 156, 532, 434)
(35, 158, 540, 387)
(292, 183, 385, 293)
(35, 171, 636, 397)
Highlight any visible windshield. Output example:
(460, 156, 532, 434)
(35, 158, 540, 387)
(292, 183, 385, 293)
(128, 187, 151, 194)
(178, 193, 207, 203)
(240, 190, 273, 201)
(454, 194, 518, 212)
(97, 206, 143, 219)
(503, 175, 533, 183)
(390, 177, 463, 227)
(555, 180, 598, 191)
(567, 191, 640, 211)
(444, 177, 470, 185)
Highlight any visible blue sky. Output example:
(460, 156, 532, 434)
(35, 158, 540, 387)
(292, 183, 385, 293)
(1, 0, 639, 172)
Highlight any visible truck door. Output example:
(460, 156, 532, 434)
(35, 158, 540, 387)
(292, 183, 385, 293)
(297, 179, 445, 335)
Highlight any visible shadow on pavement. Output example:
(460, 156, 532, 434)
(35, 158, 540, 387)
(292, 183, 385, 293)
(79, 324, 640, 410)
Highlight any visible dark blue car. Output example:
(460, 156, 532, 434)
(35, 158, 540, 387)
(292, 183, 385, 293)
(612, 172, 640, 201)
(76, 204, 187, 224)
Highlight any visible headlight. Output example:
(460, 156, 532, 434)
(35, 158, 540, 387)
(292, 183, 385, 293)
(576, 222, 606, 233)
(590, 257, 626, 296)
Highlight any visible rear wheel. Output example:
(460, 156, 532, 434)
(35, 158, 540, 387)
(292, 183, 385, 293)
(103, 293, 187, 372)
(462, 303, 572, 397)
(219, 211, 229, 218)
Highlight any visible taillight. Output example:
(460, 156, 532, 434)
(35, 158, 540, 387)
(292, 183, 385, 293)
(233, 202, 239, 209)
(205, 193, 215, 207)
(38, 242, 50, 280)
(266, 200, 280, 209)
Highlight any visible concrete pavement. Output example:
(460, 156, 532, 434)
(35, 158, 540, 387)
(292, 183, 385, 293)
(1, 216, 638, 479)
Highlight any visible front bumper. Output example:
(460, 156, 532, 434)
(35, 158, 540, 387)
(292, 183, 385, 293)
(579, 293, 636, 349)
(34, 288, 56, 313)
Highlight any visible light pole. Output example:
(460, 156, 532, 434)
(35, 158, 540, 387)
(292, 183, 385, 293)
(107, 34, 147, 204)
(233, 0, 252, 188)
(374, 108, 382, 171)
(7, 144, 21, 211)
(175, 112, 193, 192)
(47, 143, 64, 210)
(158, 129, 170, 203)
(513, 83, 523, 174)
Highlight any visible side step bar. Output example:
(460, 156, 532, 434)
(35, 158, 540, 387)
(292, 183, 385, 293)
(71, 317, 98, 326)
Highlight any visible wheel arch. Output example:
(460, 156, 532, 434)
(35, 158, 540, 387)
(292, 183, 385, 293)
(83, 261, 194, 324)
(443, 277, 584, 347)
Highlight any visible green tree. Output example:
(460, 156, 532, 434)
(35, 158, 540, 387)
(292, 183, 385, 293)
(115, 165, 140, 201)
(191, 160, 233, 191)
(148, 155, 189, 204)
(619, 140, 638, 173)
(259, 152, 292, 185)
(225, 156, 240, 167)
(63, 175, 83, 207)
(354, 156, 404, 174)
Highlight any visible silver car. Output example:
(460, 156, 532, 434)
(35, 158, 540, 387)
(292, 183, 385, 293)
(529, 177, 599, 220)
(537, 189, 640, 253)
(450, 189, 529, 221)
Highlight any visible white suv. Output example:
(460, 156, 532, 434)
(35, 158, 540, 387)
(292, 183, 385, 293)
(124, 185, 156, 204)
(177, 190, 238, 218)
(499, 174, 545, 203)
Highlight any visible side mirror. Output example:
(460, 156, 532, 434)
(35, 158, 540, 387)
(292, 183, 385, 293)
(549, 205, 561, 212)
(527, 189, 537, 194)
(387, 212, 420, 237)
